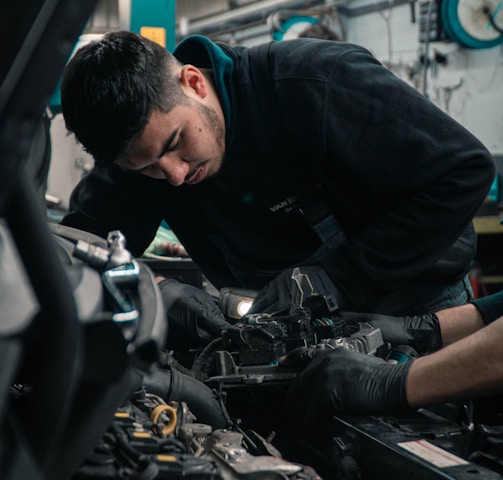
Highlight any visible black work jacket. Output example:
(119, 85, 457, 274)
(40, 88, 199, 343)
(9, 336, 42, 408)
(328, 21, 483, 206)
(62, 37, 495, 312)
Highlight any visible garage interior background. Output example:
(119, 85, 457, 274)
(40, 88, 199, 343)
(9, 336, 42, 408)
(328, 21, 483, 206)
(46, 0, 503, 290)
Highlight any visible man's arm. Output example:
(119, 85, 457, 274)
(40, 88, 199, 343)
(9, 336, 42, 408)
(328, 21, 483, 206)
(340, 301, 486, 355)
(436, 302, 485, 346)
(407, 316, 503, 407)
(317, 46, 495, 306)
(282, 299, 498, 421)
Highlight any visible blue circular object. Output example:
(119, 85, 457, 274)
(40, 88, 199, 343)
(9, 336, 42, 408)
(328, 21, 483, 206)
(441, 0, 503, 49)
(272, 16, 319, 41)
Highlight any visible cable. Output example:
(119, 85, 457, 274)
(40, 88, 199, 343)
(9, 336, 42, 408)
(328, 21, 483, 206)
(378, 1, 394, 65)
(422, 0, 435, 97)
(483, 5, 503, 34)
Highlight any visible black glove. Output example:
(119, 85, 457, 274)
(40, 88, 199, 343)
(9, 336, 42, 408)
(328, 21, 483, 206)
(341, 311, 441, 354)
(248, 265, 338, 315)
(471, 290, 503, 325)
(158, 279, 231, 351)
(282, 346, 412, 427)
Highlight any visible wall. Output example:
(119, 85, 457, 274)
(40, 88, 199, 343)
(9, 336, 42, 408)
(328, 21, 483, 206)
(342, 2, 503, 157)
(46, 115, 95, 208)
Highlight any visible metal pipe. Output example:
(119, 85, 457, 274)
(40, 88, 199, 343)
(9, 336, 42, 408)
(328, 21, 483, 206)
(181, 0, 325, 36)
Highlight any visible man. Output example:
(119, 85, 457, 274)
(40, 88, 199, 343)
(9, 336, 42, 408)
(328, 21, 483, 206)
(282, 289, 503, 426)
(60, 30, 494, 337)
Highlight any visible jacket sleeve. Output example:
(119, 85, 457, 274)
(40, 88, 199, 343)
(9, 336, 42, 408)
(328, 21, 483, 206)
(60, 164, 164, 257)
(284, 45, 495, 305)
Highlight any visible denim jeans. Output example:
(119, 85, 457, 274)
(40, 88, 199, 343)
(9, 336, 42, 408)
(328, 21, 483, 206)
(366, 274, 474, 316)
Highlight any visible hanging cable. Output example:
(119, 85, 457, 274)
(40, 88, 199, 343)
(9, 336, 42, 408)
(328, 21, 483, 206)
(483, 4, 503, 34)
(422, 0, 436, 97)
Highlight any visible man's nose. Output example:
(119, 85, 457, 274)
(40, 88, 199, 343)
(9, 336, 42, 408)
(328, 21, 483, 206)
(158, 156, 189, 186)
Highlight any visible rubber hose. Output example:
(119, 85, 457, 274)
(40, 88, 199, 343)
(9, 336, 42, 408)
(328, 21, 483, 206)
(141, 366, 230, 429)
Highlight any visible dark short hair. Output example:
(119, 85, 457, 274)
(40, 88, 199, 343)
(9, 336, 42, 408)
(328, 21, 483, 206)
(61, 30, 184, 165)
(298, 23, 340, 41)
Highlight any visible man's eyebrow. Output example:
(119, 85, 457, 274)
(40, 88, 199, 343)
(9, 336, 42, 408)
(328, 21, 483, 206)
(158, 129, 178, 158)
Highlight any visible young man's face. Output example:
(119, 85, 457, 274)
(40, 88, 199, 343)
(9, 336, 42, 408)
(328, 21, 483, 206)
(118, 99, 225, 186)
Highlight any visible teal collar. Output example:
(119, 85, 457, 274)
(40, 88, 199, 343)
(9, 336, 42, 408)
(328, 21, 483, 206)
(174, 35, 233, 134)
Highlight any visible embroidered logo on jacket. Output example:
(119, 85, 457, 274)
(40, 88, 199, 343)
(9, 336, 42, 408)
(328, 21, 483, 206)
(268, 195, 297, 214)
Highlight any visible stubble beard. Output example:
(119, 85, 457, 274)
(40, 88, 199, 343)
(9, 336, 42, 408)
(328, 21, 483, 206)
(197, 101, 226, 169)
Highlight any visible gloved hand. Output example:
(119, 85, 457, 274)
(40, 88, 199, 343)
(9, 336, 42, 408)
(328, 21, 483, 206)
(248, 265, 337, 315)
(158, 278, 231, 351)
(471, 290, 503, 325)
(341, 311, 441, 354)
(281, 346, 412, 427)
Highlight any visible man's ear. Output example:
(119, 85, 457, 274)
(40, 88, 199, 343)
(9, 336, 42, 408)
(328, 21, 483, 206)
(180, 64, 207, 99)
